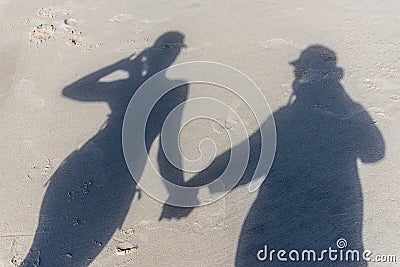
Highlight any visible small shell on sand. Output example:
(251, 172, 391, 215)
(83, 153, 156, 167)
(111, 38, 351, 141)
(64, 18, 77, 26)
(116, 241, 138, 255)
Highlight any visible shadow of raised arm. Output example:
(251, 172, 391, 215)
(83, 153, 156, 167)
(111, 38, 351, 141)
(62, 53, 136, 102)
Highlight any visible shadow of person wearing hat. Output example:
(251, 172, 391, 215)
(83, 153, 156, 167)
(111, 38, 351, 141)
(152, 45, 385, 265)
(235, 45, 385, 266)
(22, 31, 188, 267)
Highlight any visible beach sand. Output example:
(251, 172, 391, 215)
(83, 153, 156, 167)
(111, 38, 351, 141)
(0, 0, 399, 266)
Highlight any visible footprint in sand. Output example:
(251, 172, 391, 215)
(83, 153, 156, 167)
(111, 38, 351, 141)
(368, 107, 385, 116)
(363, 78, 383, 91)
(30, 7, 83, 47)
(60, 17, 82, 46)
(66, 29, 82, 46)
(37, 7, 56, 18)
(390, 95, 400, 102)
(109, 14, 135, 22)
(260, 39, 301, 50)
(30, 24, 55, 43)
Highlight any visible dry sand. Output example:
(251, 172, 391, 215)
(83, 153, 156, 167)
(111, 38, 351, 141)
(0, 0, 399, 266)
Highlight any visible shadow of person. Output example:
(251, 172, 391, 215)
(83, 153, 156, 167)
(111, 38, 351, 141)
(235, 45, 385, 266)
(22, 31, 187, 267)
(155, 45, 385, 265)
